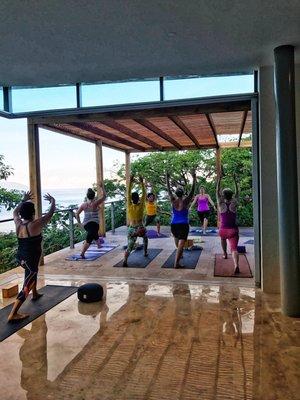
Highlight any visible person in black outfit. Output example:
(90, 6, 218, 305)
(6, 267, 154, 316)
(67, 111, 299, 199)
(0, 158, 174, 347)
(8, 191, 55, 322)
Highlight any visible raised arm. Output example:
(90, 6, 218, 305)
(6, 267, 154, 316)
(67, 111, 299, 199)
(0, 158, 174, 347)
(139, 176, 146, 204)
(40, 194, 56, 226)
(75, 204, 85, 225)
(127, 174, 134, 205)
(94, 183, 107, 207)
(233, 174, 239, 200)
(166, 172, 175, 201)
(185, 171, 197, 204)
(216, 176, 222, 202)
(189, 194, 198, 210)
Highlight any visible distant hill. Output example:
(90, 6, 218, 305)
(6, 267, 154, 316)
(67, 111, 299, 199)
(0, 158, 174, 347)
(0, 181, 28, 191)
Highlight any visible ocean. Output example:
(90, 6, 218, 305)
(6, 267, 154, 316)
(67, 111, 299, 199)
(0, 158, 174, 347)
(0, 188, 88, 233)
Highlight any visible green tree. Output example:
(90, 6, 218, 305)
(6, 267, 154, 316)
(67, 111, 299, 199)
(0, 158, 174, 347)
(0, 154, 23, 211)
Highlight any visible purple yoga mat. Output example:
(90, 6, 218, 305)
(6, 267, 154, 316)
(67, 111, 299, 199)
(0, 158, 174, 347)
(146, 229, 168, 239)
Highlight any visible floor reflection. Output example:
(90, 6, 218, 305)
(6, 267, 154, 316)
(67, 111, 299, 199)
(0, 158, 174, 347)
(4, 282, 258, 400)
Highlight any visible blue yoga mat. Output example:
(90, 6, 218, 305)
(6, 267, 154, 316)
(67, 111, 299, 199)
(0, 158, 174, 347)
(66, 245, 117, 261)
(162, 248, 202, 269)
(146, 229, 168, 239)
(244, 239, 254, 245)
(190, 229, 218, 237)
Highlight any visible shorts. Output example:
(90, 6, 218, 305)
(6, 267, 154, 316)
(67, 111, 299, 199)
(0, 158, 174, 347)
(171, 223, 189, 241)
(219, 227, 239, 252)
(197, 211, 210, 224)
(145, 214, 160, 226)
(84, 221, 99, 244)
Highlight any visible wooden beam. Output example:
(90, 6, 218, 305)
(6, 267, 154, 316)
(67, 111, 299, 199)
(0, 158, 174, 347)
(205, 114, 219, 148)
(40, 124, 96, 144)
(101, 119, 163, 151)
(27, 122, 43, 264)
(70, 122, 146, 151)
(134, 118, 182, 149)
(125, 152, 131, 225)
(238, 110, 248, 147)
(95, 140, 106, 236)
(169, 116, 201, 148)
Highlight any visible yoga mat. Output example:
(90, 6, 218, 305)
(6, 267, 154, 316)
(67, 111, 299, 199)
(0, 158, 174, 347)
(239, 232, 254, 237)
(189, 229, 218, 237)
(0, 285, 77, 342)
(214, 254, 253, 278)
(162, 248, 202, 269)
(114, 248, 162, 268)
(66, 245, 117, 261)
(146, 229, 168, 239)
(244, 239, 254, 245)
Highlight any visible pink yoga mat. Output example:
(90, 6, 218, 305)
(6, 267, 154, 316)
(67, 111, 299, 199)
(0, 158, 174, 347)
(214, 254, 253, 278)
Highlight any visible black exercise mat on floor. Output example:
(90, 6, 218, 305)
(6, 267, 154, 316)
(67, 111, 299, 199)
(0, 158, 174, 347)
(162, 248, 202, 269)
(114, 248, 162, 268)
(0, 285, 77, 342)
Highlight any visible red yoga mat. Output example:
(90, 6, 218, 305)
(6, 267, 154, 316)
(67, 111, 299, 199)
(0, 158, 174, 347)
(214, 254, 253, 278)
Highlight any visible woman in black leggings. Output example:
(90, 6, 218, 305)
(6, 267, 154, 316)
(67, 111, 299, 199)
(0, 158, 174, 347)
(76, 185, 106, 258)
(8, 191, 56, 321)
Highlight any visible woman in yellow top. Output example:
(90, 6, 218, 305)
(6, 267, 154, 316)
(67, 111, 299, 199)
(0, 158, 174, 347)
(145, 192, 161, 236)
(123, 175, 148, 267)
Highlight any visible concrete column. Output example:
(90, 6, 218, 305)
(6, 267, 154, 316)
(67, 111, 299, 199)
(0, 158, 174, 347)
(258, 67, 280, 293)
(274, 45, 300, 317)
(95, 140, 106, 236)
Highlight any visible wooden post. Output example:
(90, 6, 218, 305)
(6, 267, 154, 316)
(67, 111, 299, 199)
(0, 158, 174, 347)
(125, 151, 131, 225)
(216, 148, 222, 228)
(27, 121, 43, 264)
(95, 140, 106, 236)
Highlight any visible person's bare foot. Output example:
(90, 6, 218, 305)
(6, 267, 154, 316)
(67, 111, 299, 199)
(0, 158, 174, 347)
(32, 293, 43, 301)
(123, 260, 128, 267)
(144, 252, 148, 257)
(80, 253, 86, 259)
(234, 266, 240, 274)
(223, 253, 228, 259)
(174, 263, 185, 269)
(8, 313, 29, 322)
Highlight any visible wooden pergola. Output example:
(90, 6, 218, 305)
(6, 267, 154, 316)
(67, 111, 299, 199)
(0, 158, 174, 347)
(26, 94, 253, 240)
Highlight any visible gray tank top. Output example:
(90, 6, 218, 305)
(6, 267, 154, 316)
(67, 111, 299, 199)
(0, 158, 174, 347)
(83, 203, 99, 226)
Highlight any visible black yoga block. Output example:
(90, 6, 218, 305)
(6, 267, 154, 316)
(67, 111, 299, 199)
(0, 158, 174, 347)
(77, 283, 103, 303)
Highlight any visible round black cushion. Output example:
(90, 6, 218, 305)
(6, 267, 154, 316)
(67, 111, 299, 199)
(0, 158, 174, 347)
(77, 283, 103, 303)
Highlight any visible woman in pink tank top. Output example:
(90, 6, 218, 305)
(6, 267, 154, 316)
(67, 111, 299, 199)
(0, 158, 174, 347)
(190, 186, 216, 234)
(216, 173, 240, 274)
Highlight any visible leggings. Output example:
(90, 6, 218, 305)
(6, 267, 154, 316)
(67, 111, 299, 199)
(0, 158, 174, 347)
(17, 255, 40, 302)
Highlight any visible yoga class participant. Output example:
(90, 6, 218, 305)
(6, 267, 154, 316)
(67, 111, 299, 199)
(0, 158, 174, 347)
(76, 185, 106, 258)
(190, 186, 216, 234)
(166, 171, 196, 268)
(145, 192, 161, 236)
(216, 173, 240, 274)
(8, 191, 56, 322)
(123, 175, 148, 267)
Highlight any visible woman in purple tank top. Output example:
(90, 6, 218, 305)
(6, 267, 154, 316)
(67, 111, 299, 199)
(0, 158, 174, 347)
(190, 186, 216, 234)
(216, 173, 240, 274)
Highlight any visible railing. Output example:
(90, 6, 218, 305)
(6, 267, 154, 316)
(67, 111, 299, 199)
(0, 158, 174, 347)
(0, 200, 124, 250)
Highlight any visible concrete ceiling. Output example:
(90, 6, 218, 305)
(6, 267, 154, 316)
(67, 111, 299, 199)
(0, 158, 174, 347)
(0, 0, 299, 87)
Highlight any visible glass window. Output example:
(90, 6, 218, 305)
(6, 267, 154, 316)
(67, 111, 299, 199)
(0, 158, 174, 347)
(0, 87, 3, 110)
(82, 79, 159, 107)
(11, 86, 77, 112)
(164, 74, 254, 101)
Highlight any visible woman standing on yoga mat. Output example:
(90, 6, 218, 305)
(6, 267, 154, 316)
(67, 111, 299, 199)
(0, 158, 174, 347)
(76, 185, 106, 259)
(216, 173, 240, 274)
(123, 175, 148, 267)
(190, 186, 216, 234)
(166, 171, 196, 268)
(8, 191, 56, 322)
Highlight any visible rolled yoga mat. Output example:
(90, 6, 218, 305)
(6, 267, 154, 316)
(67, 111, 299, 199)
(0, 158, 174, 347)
(114, 248, 162, 268)
(0, 285, 78, 342)
(162, 248, 202, 269)
(214, 254, 253, 278)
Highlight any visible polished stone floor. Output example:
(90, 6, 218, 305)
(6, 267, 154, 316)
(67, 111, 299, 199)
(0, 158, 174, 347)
(0, 279, 299, 400)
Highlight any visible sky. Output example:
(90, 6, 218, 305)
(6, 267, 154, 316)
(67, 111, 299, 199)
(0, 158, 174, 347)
(0, 75, 253, 190)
